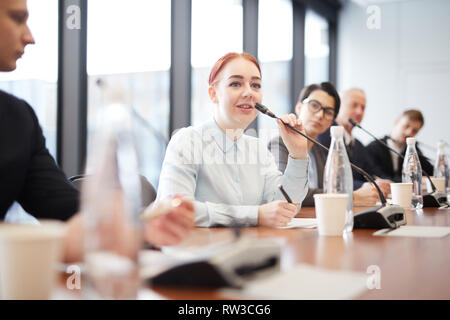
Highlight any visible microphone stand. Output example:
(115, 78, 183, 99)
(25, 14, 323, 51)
(350, 119, 448, 207)
(255, 103, 406, 229)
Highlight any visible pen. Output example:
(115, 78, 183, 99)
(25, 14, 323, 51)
(278, 184, 292, 203)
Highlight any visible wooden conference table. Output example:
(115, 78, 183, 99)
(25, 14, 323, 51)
(149, 206, 450, 300)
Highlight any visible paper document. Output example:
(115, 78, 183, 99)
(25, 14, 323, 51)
(277, 218, 317, 229)
(221, 264, 367, 300)
(373, 225, 450, 238)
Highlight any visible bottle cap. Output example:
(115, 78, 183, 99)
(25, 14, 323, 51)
(406, 137, 416, 145)
(330, 126, 344, 139)
(437, 141, 446, 149)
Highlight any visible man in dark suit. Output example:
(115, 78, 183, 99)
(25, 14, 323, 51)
(366, 109, 433, 182)
(317, 88, 391, 196)
(0, 0, 80, 220)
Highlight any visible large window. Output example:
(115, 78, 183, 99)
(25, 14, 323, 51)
(258, 0, 293, 138)
(9, 1, 338, 183)
(87, 0, 171, 188)
(305, 9, 330, 86)
(191, 0, 243, 126)
(0, 0, 58, 157)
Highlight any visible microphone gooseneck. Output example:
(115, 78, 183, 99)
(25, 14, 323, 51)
(255, 102, 387, 205)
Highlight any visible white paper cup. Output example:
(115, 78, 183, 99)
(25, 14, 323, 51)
(0, 221, 65, 300)
(426, 177, 446, 193)
(313, 194, 349, 236)
(390, 183, 413, 208)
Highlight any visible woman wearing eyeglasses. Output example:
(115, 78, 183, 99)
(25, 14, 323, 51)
(269, 82, 379, 206)
(156, 52, 309, 228)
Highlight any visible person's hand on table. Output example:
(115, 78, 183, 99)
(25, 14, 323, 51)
(143, 195, 195, 246)
(353, 178, 392, 206)
(353, 183, 381, 206)
(374, 178, 392, 196)
(258, 200, 299, 227)
(62, 195, 195, 263)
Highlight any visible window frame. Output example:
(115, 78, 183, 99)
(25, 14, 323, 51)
(55, 0, 339, 175)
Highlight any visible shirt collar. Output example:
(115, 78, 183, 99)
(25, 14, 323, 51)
(203, 118, 246, 154)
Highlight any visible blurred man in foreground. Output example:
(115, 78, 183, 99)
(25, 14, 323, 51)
(0, 0, 195, 262)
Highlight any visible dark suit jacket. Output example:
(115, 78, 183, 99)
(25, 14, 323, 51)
(366, 135, 434, 182)
(0, 90, 79, 221)
(317, 122, 388, 190)
(268, 135, 326, 206)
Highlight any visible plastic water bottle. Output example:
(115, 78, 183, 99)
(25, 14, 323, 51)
(323, 126, 354, 232)
(82, 103, 143, 299)
(434, 141, 449, 190)
(402, 137, 423, 209)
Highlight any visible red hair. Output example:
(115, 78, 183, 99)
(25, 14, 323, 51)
(208, 52, 261, 86)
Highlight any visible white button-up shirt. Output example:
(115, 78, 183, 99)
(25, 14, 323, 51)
(156, 119, 309, 227)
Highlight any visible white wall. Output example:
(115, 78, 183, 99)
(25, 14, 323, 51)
(337, 0, 450, 161)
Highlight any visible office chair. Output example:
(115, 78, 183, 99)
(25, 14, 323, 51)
(69, 174, 157, 208)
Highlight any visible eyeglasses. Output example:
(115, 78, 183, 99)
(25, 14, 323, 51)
(302, 98, 335, 120)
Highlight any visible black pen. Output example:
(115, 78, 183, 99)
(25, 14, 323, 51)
(278, 184, 293, 203)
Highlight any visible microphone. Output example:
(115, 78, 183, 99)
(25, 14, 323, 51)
(255, 102, 406, 230)
(254, 102, 276, 118)
(350, 119, 448, 207)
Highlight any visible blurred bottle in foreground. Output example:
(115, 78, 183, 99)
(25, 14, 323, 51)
(82, 103, 143, 299)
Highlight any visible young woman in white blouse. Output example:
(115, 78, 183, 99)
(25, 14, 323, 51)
(157, 52, 309, 227)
